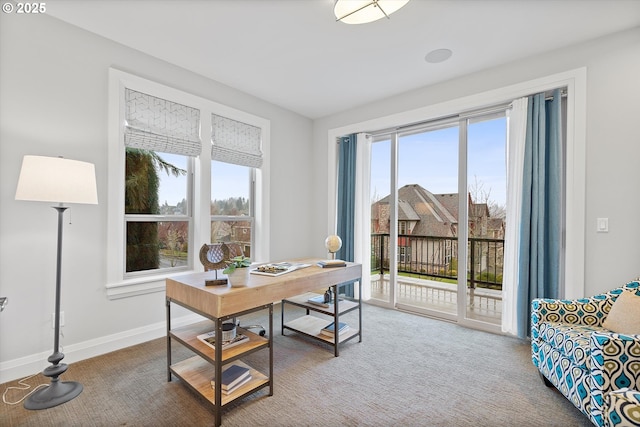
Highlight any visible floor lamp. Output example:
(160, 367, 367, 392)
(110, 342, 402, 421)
(15, 155, 98, 410)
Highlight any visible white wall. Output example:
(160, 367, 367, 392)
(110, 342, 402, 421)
(312, 27, 640, 298)
(0, 14, 313, 382)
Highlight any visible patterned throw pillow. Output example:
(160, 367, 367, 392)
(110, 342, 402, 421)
(602, 291, 640, 335)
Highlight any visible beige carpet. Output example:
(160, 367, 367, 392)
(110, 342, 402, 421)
(1, 303, 591, 427)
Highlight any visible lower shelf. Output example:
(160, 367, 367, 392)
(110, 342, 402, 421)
(170, 357, 269, 406)
(283, 315, 359, 344)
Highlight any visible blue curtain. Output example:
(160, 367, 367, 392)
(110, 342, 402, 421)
(337, 134, 357, 296)
(516, 89, 563, 339)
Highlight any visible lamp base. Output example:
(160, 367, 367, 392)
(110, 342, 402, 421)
(24, 379, 83, 410)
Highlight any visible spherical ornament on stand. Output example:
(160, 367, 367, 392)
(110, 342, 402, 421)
(325, 235, 342, 259)
(199, 243, 230, 286)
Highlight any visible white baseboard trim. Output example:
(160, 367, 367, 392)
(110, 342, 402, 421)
(0, 312, 203, 384)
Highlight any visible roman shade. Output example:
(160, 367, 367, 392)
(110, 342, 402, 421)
(124, 89, 201, 156)
(211, 114, 263, 168)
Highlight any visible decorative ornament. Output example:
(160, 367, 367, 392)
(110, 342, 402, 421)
(325, 235, 343, 259)
(199, 243, 230, 286)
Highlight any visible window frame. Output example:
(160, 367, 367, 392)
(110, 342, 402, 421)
(106, 68, 270, 299)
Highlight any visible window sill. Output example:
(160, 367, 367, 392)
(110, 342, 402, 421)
(106, 270, 198, 300)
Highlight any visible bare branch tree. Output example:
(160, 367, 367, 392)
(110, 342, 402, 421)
(468, 175, 506, 219)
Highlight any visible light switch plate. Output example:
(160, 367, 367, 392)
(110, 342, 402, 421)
(597, 218, 608, 233)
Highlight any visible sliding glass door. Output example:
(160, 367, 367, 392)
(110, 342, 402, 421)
(368, 113, 506, 330)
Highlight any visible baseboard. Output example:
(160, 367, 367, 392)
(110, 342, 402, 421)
(0, 312, 202, 384)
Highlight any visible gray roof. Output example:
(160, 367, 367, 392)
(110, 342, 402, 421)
(372, 184, 504, 238)
(398, 200, 420, 221)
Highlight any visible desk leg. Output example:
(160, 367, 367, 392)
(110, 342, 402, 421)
(166, 298, 172, 382)
(269, 303, 274, 396)
(333, 284, 339, 357)
(358, 279, 362, 342)
(280, 299, 284, 336)
(214, 318, 223, 427)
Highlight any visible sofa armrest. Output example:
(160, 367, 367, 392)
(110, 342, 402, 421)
(603, 388, 640, 427)
(531, 296, 609, 339)
(591, 332, 640, 426)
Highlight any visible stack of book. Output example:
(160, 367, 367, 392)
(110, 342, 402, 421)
(212, 364, 252, 395)
(320, 321, 349, 337)
(317, 259, 346, 268)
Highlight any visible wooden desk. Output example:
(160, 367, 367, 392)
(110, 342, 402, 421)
(165, 259, 362, 426)
(166, 258, 362, 317)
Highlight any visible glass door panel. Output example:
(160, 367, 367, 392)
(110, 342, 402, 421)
(465, 116, 506, 326)
(395, 125, 459, 319)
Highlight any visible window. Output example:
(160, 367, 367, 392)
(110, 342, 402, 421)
(123, 89, 198, 275)
(211, 160, 254, 258)
(210, 113, 262, 259)
(125, 151, 192, 273)
(398, 245, 411, 264)
(107, 69, 271, 299)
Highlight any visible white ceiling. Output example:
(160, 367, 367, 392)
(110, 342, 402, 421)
(48, 0, 640, 119)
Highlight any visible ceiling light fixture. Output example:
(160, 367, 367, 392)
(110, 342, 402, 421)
(334, 0, 410, 24)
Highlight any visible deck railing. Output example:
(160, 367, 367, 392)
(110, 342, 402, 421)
(371, 233, 504, 291)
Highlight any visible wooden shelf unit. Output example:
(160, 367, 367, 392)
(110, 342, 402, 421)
(166, 299, 273, 427)
(281, 281, 362, 357)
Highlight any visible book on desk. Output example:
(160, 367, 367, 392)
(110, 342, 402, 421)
(317, 260, 347, 268)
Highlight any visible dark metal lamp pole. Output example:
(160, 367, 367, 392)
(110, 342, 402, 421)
(23, 206, 83, 410)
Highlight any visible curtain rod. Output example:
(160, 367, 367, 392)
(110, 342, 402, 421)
(359, 87, 568, 139)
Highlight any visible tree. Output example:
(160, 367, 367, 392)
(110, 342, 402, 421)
(468, 175, 506, 219)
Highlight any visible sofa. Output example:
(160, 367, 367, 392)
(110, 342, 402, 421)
(531, 280, 640, 426)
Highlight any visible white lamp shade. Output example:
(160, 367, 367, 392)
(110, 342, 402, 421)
(334, 0, 410, 24)
(15, 155, 98, 204)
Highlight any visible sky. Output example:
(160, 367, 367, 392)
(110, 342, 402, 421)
(158, 156, 249, 207)
(371, 117, 507, 207)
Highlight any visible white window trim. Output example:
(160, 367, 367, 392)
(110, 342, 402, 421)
(107, 68, 270, 299)
(327, 68, 587, 306)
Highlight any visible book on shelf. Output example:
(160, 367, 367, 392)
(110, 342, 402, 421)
(320, 321, 349, 337)
(317, 259, 347, 268)
(307, 294, 330, 308)
(211, 364, 252, 391)
(250, 262, 312, 276)
(220, 375, 252, 395)
(197, 331, 250, 351)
